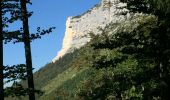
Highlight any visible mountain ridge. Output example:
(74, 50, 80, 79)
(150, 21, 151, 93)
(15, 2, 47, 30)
(52, 0, 129, 62)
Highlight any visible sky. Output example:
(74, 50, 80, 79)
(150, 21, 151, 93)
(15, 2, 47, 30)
(4, 0, 100, 71)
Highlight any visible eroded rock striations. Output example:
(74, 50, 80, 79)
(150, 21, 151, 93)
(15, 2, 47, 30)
(52, 0, 131, 62)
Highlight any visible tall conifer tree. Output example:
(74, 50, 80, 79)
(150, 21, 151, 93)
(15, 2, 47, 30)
(20, 0, 35, 99)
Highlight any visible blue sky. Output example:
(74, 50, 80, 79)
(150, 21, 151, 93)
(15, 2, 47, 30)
(4, 0, 100, 71)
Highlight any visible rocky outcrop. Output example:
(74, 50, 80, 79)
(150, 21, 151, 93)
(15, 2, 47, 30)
(52, 0, 131, 62)
(52, 17, 74, 62)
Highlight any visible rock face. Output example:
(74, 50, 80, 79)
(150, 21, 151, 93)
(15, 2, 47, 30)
(52, 0, 130, 62)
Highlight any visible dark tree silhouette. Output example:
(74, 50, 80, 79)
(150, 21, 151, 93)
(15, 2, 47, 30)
(0, 0, 23, 99)
(19, 0, 55, 99)
(0, 0, 54, 99)
(20, 0, 35, 99)
(0, 1, 4, 100)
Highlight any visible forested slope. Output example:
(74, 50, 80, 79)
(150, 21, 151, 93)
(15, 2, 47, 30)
(6, 0, 170, 99)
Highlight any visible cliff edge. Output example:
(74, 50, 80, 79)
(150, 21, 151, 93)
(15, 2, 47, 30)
(52, 0, 130, 62)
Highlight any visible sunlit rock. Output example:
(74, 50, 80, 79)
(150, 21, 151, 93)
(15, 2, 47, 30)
(52, 0, 130, 62)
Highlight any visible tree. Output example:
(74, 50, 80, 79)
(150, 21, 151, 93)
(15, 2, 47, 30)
(0, 0, 54, 99)
(120, 0, 170, 99)
(0, 0, 21, 99)
(0, 1, 4, 100)
(19, 0, 55, 99)
(20, 0, 35, 99)
(77, 13, 169, 99)
(76, 0, 170, 99)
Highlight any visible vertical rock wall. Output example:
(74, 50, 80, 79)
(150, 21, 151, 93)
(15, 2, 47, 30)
(52, 0, 130, 62)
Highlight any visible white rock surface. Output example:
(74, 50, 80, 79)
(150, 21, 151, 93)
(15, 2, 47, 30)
(52, 0, 130, 62)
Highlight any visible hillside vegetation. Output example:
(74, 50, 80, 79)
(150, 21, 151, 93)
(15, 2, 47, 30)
(6, 0, 170, 99)
(6, 44, 94, 100)
(7, 14, 170, 100)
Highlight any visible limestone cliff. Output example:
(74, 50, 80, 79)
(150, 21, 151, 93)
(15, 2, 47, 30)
(52, 0, 130, 62)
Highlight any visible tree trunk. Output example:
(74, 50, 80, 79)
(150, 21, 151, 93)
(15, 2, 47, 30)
(20, 0, 35, 100)
(0, 2, 4, 100)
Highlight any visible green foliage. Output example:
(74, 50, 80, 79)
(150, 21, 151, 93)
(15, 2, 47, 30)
(10, 13, 168, 100)
(33, 49, 81, 89)
(5, 0, 170, 99)
(5, 46, 92, 100)
(1, 0, 27, 99)
(42, 68, 92, 100)
(4, 64, 27, 83)
(76, 12, 170, 99)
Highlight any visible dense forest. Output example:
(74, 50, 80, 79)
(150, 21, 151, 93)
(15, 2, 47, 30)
(1, 0, 170, 100)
